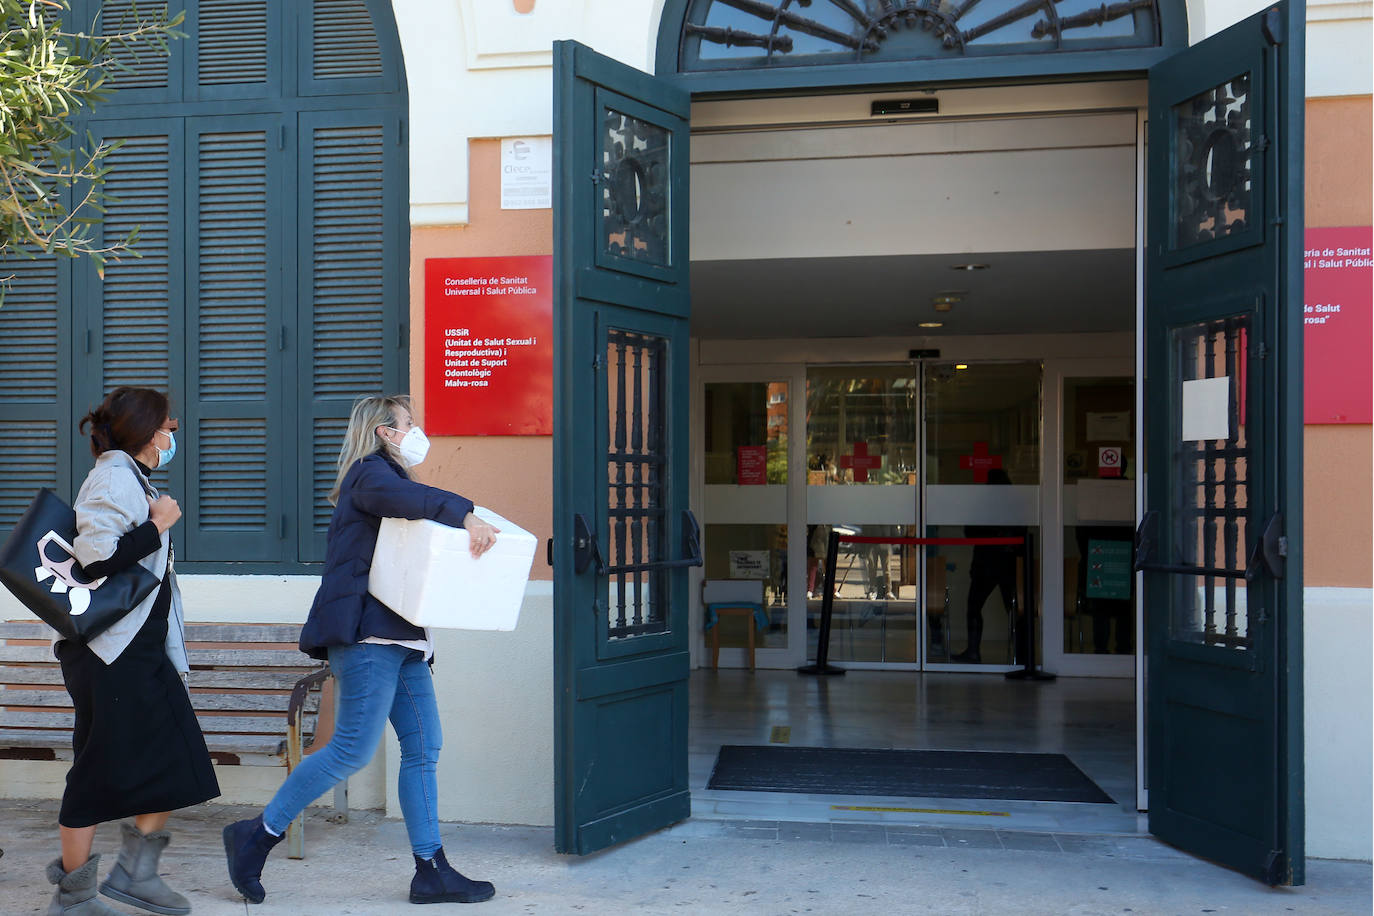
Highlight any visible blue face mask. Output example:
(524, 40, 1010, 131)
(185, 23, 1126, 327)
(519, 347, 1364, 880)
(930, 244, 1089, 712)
(155, 429, 177, 469)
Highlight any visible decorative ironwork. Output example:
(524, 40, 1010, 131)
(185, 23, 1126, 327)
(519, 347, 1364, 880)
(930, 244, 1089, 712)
(600, 109, 670, 266)
(681, 0, 1160, 70)
(1172, 73, 1254, 248)
(606, 329, 670, 639)
(1169, 316, 1251, 650)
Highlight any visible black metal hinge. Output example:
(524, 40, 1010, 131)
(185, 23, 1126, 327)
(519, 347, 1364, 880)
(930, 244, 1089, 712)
(1263, 849, 1287, 886)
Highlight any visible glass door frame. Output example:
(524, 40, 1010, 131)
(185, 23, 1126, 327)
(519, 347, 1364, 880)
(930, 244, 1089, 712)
(804, 361, 926, 671)
(692, 359, 809, 668)
(692, 351, 1143, 680)
(920, 357, 1044, 675)
(1042, 357, 1138, 678)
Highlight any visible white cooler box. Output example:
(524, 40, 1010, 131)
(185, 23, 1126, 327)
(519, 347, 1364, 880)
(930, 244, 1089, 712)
(368, 508, 537, 630)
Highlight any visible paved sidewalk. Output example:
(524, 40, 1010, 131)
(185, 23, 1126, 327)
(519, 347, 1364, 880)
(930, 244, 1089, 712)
(0, 800, 1367, 915)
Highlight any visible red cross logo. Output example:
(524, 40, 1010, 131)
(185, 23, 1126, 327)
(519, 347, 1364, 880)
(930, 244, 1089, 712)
(958, 441, 1003, 483)
(839, 442, 883, 483)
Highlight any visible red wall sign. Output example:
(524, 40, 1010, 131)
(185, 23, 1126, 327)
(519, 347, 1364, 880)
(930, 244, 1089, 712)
(424, 256, 553, 435)
(737, 445, 767, 485)
(1304, 227, 1372, 424)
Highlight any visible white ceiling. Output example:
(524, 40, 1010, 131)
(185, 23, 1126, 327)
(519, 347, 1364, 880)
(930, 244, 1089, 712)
(689, 249, 1135, 339)
(686, 111, 1137, 340)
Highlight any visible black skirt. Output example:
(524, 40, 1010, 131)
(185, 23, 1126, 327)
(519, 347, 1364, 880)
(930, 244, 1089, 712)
(57, 581, 220, 828)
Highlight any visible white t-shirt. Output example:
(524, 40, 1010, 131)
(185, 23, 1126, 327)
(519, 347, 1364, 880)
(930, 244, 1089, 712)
(361, 629, 433, 661)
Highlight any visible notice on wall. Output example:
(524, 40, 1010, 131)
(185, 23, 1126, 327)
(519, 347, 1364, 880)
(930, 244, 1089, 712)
(728, 550, 770, 579)
(1181, 377, 1230, 442)
(1097, 446, 1123, 478)
(737, 445, 767, 485)
(1085, 539, 1132, 601)
(1304, 227, 1372, 424)
(500, 137, 552, 210)
(424, 256, 553, 436)
(1085, 411, 1130, 442)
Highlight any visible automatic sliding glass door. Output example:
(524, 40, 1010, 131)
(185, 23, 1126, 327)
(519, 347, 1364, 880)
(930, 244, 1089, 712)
(804, 365, 921, 667)
(923, 361, 1043, 671)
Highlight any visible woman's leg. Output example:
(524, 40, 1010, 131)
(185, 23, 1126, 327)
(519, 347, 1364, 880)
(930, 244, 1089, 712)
(389, 650, 443, 858)
(261, 643, 404, 833)
(225, 643, 406, 904)
(59, 824, 96, 873)
(393, 657, 495, 904)
(134, 812, 169, 834)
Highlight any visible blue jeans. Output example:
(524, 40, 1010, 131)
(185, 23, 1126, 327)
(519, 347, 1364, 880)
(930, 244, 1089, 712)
(262, 642, 443, 857)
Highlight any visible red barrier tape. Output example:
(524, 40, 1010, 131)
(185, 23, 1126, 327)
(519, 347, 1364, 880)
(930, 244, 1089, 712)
(836, 536, 1024, 546)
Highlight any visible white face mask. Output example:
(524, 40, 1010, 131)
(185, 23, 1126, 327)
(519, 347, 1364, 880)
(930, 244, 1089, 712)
(388, 426, 430, 467)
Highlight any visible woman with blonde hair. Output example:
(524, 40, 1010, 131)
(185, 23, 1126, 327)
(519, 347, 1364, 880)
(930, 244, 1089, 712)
(222, 395, 498, 906)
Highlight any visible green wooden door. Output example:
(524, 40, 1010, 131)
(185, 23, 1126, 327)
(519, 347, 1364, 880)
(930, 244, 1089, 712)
(1143, 2, 1304, 885)
(552, 41, 697, 854)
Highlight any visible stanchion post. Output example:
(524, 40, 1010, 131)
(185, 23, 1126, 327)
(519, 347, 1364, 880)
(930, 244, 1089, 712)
(798, 528, 845, 676)
(1006, 533, 1055, 681)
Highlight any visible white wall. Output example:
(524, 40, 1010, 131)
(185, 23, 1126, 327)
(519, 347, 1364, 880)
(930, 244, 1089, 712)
(386, 585, 554, 826)
(392, 0, 661, 227)
(1191, 0, 1373, 97)
(1303, 587, 1374, 861)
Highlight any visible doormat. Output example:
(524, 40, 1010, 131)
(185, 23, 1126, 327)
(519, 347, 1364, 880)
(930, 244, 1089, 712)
(706, 745, 1114, 804)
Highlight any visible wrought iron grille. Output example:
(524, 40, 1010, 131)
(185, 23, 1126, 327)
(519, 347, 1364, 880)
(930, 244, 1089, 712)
(680, 0, 1160, 69)
(1172, 73, 1254, 248)
(606, 329, 670, 639)
(1169, 316, 1251, 649)
(600, 108, 670, 267)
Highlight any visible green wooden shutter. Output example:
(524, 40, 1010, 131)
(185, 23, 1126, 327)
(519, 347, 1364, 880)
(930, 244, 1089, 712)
(81, 0, 181, 103)
(300, 0, 402, 96)
(184, 115, 288, 560)
(0, 256, 72, 526)
(297, 108, 405, 561)
(75, 121, 186, 502)
(197, 0, 268, 84)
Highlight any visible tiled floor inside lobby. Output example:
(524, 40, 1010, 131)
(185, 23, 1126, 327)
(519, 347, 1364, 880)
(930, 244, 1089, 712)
(689, 668, 1146, 836)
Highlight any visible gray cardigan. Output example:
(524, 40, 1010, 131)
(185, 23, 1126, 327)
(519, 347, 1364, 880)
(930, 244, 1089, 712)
(69, 450, 189, 673)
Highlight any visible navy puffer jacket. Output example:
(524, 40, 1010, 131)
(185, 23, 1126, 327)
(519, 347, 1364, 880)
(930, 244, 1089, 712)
(298, 452, 474, 660)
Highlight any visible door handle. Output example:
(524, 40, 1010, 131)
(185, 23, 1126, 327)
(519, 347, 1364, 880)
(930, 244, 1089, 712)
(678, 509, 703, 568)
(572, 513, 607, 576)
(572, 510, 701, 576)
(1132, 511, 1158, 572)
(1245, 512, 1286, 581)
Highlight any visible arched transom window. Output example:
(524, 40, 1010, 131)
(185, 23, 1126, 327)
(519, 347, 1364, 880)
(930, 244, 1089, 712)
(678, 0, 1162, 70)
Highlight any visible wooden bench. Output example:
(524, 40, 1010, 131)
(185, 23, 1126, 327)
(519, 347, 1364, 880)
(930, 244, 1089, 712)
(0, 621, 339, 859)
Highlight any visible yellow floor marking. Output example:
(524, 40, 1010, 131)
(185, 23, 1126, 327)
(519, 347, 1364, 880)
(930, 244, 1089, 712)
(830, 805, 1011, 817)
(769, 726, 791, 744)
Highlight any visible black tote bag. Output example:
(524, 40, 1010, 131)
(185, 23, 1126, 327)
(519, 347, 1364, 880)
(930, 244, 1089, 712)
(0, 489, 160, 643)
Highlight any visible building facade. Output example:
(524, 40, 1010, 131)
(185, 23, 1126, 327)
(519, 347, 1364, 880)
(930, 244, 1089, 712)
(1, 0, 1369, 872)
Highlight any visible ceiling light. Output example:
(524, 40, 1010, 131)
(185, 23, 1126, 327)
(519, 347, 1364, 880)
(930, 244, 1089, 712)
(918, 321, 943, 328)
(931, 292, 962, 313)
(950, 263, 989, 271)
(955, 363, 969, 370)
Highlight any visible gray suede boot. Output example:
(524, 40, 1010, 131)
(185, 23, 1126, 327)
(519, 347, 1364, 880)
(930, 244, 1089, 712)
(45, 855, 124, 916)
(99, 822, 191, 915)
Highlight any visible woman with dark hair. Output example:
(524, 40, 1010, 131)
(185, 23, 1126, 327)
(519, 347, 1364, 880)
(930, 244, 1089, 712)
(43, 387, 219, 916)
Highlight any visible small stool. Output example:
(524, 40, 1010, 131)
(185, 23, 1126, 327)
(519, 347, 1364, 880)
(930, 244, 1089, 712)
(706, 602, 763, 670)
